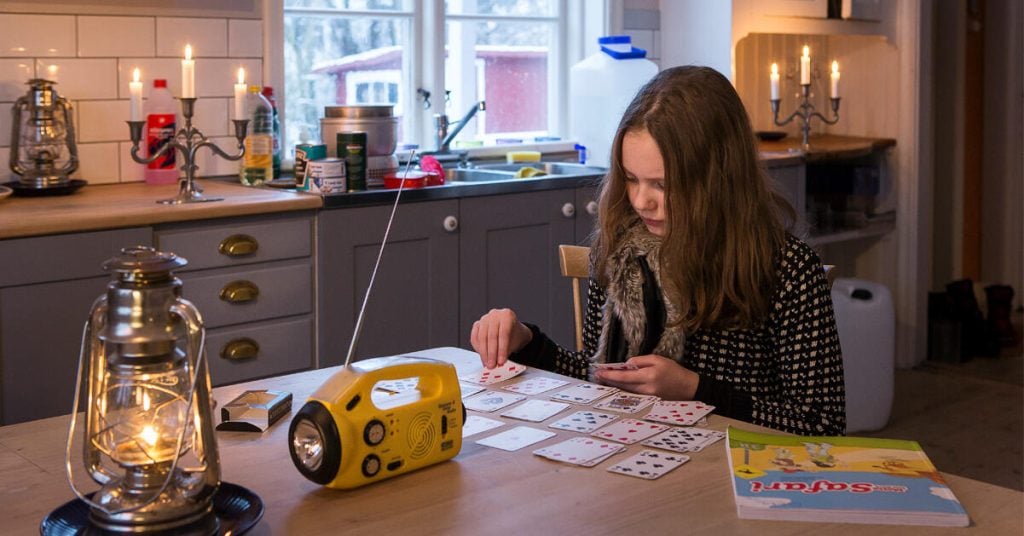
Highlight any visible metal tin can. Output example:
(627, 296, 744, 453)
(337, 131, 367, 191)
(295, 143, 327, 184)
(305, 157, 346, 195)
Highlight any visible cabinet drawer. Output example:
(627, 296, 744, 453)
(0, 227, 151, 287)
(156, 214, 312, 271)
(205, 315, 313, 386)
(179, 259, 312, 328)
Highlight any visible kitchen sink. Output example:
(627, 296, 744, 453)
(445, 162, 607, 184)
(476, 162, 607, 176)
(445, 168, 518, 183)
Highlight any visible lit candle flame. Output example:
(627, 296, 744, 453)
(802, 46, 810, 59)
(237, 67, 245, 85)
(185, 44, 192, 60)
(771, 63, 778, 76)
(132, 67, 141, 83)
(140, 425, 159, 447)
(832, 60, 839, 75)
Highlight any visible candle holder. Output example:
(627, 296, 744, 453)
(771, 84, 840, 149)
(128, 98, 248, 204)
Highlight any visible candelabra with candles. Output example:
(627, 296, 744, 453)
(127, 99, 248, 205)
(769, 47, 841, 149)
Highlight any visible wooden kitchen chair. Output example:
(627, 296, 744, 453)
(558, 245, 590, 351)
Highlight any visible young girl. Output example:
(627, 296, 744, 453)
(470, 66, 845, 436)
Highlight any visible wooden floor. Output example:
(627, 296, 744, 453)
(859, 341, 1024, 491)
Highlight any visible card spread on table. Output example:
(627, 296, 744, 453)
(547, 410, 618, 433)
(592, 393, 659, 413)
(548, 383, 619, 404)
(462, 415, 504, 438)
(640, 426, 725, 453)
(534, 436, 626, 467)
(501, 376, 569, 396)
(463, 391, 526, 412)
(476, 426, 555, 451)
(643, 401, 715, 426)
(501, 399, 570, 422)
(459, 382, 485, 399)
(459, 361, 527, 385)
(606, 449, 690, 480)
(589, 418, 670, 445)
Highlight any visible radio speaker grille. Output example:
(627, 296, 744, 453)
(407, 412, 436, 459)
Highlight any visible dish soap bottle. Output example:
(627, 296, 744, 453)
(261, 86, 281, 179)
(240, 85, 273, 185)
(144, 79, 178, 185)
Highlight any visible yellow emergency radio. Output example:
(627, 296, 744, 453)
(287, 355, 464, 489)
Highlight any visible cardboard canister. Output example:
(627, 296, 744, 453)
(300, 157, 346, 194)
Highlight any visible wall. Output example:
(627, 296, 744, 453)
(620, 0, 661, 66)
(0, 1, 264, 184)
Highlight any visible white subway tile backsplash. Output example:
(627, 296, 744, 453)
(36, 59, 118, 100)
(118, 58, 182, 99)
(0, 149, 10, 183)
(0, 106, 11, 146)
(0, 59, 34, 101)
(195, 136, 242, 178)
(79, 16, 155, 58)
(72, 142, 120, 184)
(192, 97, 228, 137)
(0, 14, 76, 58)
(197, 58, 262, 98)
(157, 18, 227, 58)
(228, 19, 262, 57)
(118, 141, 146, 182)
(78, 100, 130, 143)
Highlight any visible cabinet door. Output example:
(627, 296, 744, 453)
(318, 200, 460, 365)
(0, 277, 108, 424)
(766, 162, 808, 236)
(459, 190, 577, 350)
(575, 182, 600, 245)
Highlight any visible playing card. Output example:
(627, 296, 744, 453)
(589, 418, 670, 445)
(463, 391, 526, 412)
(462, 415, 504, 438)
(641, 426, 726, 453)
(593, 393, 659, 413)
(459, 361, 527, 386)
(476, 426, 556, 451)
(547, 410, 618, 433)
(607, 449, 690, 480)
(549, 383, 619, 404)
(592, 362, 638, 371)
(501, 399, 570, 423)
(643, 401, 716, 426)
(501, 376, 569, 396)
(459, 382, 485, 398)
(533, 436, 626, 467)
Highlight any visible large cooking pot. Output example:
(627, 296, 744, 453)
(320, 105, 398, 157)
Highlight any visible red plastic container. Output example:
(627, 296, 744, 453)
(383, 170, 427, 189)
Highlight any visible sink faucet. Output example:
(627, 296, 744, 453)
(435, 101, 486, 153)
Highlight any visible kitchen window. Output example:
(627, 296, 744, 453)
(279, 0, 602, 159)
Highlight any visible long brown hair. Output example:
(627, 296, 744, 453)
(592, 66, 794, 331)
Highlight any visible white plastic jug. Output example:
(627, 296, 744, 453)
(831, 278, 895, 433)
(569, 36, 658, 168)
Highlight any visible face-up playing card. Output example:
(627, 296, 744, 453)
(501, 376, 569, 396)
(501, 399, 570, 422)
(463, 391, 526, 413)
(462, 415, 504, 438)
(459, 382, 485, 399)
(374, 377, 418, 393)
(592, 393, 659, 413)
(607, 449, 690, 480)
(459, 361, 527, 386)
(475, 426, 556, 451)
(533, 436, 626, 467)
(643, 401, 715, 426)
(641, 427, 726, 453)
(549, 383, 619, 404)
(547, 410, 618, 433)
(589, 418, 670, 445)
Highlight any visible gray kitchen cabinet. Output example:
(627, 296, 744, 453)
(459, 189, 578, 350)
(318, 200, 460, 366)
(576, 181, 600, 246)
(765, 160, 808, 236)
(0, 227, 151, 425)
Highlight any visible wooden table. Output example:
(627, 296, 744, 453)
(2, 348, 1021, 535)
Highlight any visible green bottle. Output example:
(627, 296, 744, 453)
(261, 86, 282, 179)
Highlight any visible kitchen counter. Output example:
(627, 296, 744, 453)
(0, 180, 322, 240)
(758, 134, 897, 162)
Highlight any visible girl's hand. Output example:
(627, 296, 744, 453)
(470, 308, 533, 369)
(594, 355, 700, 400)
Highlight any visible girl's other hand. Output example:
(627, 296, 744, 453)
(594, 355, 699, 400)
(470, 308, 533, 369)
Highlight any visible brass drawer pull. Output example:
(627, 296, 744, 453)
(219, 280, 259, 303)
(219, 234, 259, 257)
(221, 338, 259, 360)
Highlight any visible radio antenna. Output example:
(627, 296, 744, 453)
(344, 150, 418, 368)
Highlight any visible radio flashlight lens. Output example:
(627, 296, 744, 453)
(292, 419, 325, 471)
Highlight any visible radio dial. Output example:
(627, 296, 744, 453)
(364, 419, 386, 446)
(361, 454, 381, 477)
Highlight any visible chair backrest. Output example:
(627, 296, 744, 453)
(558, 245, 590, 351)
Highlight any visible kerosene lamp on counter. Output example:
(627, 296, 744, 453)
(41, 246, 263, 535)
(7, 78, 82, 195)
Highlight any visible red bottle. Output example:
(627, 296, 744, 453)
(144, 79, 177, 185)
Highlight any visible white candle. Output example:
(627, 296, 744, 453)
(830, 60, 841, 98)
(129, 68, 143, 121)
(800, 46, 811, 86)
(181, 44, 195, 98)
(770, 63, 780, 101)
(233, 67, 247, 120)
